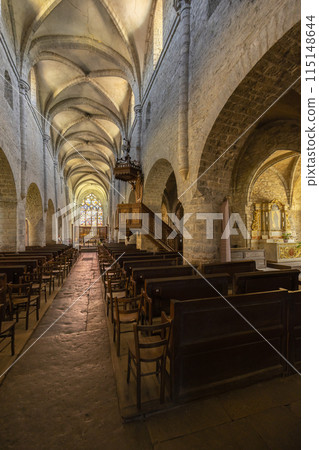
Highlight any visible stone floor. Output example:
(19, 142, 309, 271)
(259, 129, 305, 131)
(0, 252, 301, 449)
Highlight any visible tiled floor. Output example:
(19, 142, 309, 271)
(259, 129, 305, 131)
(0, 252, 301, 449)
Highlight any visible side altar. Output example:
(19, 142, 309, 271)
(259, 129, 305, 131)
(250, 199, 301, 263)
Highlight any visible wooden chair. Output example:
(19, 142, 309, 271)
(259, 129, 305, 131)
(21, 271, 45, 303)
(106, 276, 127, 321)
(41, 263, 54, 295)
(113, 295, 142, 356)
(0, 288, 15, 355)
(127, 319, 172, 409)
(7, 283, 40, 330)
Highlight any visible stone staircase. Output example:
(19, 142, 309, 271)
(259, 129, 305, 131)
(231, 248, 266, 269)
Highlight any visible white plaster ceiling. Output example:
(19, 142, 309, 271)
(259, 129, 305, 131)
(7, 0, 155, 202)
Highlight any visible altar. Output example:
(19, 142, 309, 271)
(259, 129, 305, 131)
(263, 241, 301, 263)
(250, 199, 301, 262)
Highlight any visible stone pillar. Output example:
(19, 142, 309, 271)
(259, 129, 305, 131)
(65, 181, 70, 205)
(53, 159, 58, 211)
(174, 0, 191, 180)
(16, 198, 26, 251)
(42, 134, 50, 212)
(134, 104, 142, 163)
(19, 79, 30, 200)
(220, 198, 231, 262)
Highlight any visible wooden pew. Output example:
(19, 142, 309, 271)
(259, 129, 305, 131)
(233, 269, 300, 294)
(131, 265, 194, 295)
(144, 274, 230, 323)
(119, 253, 182, 268)
(123, 258, 180, 278)
(0, 259, 38, 274)
(201, 260, 257, 280)
(0, 255, 47, 266)
(169, 289, 290, 402)
(287, 290, 301, 374)
(0, 265, 27, 283)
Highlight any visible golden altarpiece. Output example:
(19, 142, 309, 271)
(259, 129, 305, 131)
(250, 199, 301, 262)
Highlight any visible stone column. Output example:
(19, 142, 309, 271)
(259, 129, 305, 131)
(42, 134, 50, 212)
(16, 198, 26, 251)
(134, 104, 142, 163)
(19, 79, 30, 200)
(65, 181, 70, 205)
(53, 159, 58, 211)
(174, 0, 191, 180)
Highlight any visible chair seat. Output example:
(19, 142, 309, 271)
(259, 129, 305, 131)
(115, 311, 139, 323)
(0, 320, 16, 333)
(107, 291, 126, 301)
(12, 296, 29, 305)
(128, 336, 163, 361)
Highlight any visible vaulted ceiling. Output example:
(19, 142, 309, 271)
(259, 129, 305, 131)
(5, 0, 155, 203)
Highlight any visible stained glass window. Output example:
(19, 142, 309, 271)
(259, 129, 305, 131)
(80, 194, 103, 226)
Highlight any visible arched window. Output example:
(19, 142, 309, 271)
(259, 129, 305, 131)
(80, 194, 104, 226)
(146, 101, 151, 129)
(153, 0, 163, 68)
(4, 70, 13, 109)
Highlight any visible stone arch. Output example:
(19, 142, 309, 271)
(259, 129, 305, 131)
(196, 22, 300, 204)
(26, 183, 44, 246)
(143, 159, 177, 212)
(46, 199, 55, 244)
(183, 22, 300, 263)
(0, 148, 17, 251)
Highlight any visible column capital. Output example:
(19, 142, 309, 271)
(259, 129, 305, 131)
(173, 0, 191, 13)
(19, 79, 30, 96)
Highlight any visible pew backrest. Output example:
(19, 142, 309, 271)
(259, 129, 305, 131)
(144, 274, 230, 321)
(169, 289, 290, 401)
(0, 265, 27, 283)
(123, 258, 180, 277)
(131, 265, 194, 295)
(201, 260, 257, 276)
(233, 269, 300, 294)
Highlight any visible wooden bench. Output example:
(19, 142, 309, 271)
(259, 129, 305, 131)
(131, 265, 194, 295)
(201, 260, 256, 277)
(0, 259, 38, 274)
(144, 274, 230, 323)
(123, 258, 180, 278)
(169, 289, 291, 402)
(0, 265, 27, 283)
(0, 255, 47, 266)
(119, 253, 182, 269)
(233, 269, 300, 294)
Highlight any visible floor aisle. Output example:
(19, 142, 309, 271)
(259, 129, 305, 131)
(0, 252, 301, 450)
(0, 253, 152, 450)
